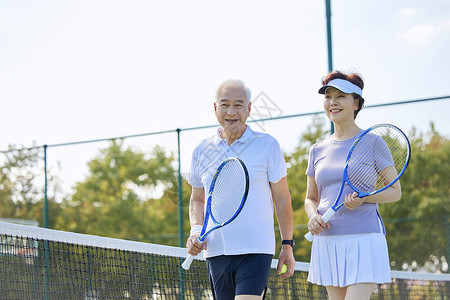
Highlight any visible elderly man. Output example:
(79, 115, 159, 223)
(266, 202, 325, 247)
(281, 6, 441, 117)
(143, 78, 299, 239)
(186, 79, 295, 300)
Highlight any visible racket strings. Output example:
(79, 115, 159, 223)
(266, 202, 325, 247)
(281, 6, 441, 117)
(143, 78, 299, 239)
(347, 126, 409, 194)
(210, 161, 246, 224)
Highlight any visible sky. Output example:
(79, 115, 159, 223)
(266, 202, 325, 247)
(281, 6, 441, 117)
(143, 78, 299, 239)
(1, 0, 450, 196)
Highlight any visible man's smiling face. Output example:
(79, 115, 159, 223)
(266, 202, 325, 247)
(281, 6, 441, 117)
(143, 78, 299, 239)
(214, 86, 251, 135)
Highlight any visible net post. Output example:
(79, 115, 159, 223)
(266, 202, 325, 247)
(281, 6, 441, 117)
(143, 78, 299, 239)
(43, 239, 50, 300)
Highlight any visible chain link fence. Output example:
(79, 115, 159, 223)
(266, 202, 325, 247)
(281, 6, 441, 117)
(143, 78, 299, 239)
(1, 96, 449, 274)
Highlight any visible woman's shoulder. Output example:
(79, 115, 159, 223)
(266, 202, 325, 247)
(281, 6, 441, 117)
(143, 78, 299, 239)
(311, 137, 333, 151)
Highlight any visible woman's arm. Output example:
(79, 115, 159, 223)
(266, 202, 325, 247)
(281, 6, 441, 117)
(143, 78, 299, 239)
(345, 165, 402, 209)
(304, 175, 330, 235)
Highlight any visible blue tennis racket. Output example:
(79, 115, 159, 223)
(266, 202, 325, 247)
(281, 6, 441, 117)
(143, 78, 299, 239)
(182, 157, 249, 270)
(305, 124, 411, 242)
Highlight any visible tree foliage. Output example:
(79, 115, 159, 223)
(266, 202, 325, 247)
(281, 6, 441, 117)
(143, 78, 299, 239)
(0, 145, 62, 225)
(379, 124, 450, 272)
(283, 116, 328, 258)
(55, 140, 189, 243)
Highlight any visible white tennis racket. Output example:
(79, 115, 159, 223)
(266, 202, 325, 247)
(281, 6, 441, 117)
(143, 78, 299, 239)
(305, 124, 411, 242)
(182, 157, 249, 270)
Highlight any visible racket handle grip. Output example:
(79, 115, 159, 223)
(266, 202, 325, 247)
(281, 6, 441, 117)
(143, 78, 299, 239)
(304, 231, 314, 242)
(182, 254, 195, 270)
(304, 208, 336, 242)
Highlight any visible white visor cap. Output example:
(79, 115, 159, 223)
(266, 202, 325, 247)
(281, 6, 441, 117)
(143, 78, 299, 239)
(318, 78, 363, 97)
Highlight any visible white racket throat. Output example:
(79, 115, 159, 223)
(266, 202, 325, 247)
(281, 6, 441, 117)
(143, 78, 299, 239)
(304, 208, 336, 242)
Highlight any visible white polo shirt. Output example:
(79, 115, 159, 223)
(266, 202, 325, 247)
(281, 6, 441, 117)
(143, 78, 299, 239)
(189, 125, 287, 258)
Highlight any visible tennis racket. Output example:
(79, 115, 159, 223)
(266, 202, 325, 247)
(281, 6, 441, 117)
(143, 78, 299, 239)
(182, 157, 249, 270)
(305, 124, 411, 242)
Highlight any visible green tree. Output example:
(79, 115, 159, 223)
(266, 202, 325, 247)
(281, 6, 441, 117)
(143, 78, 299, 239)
(283, 116, 328, 261)
(380, 123, 450, 271)
(57, 140, 186, 244)
(0, 145, 62, 226)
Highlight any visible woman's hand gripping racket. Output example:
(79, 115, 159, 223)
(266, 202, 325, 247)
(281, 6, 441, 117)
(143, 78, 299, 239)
(182, 157, 249, 270)
(305, 124, 411, 242)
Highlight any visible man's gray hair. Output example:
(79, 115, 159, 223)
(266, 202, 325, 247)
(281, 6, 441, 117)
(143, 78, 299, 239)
(215, 79, 251, 103)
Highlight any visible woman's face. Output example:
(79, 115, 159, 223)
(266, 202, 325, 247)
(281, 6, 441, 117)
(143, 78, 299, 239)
(323, 87, 359, 124)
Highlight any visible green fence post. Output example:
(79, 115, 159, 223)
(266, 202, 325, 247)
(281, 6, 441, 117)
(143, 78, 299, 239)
(43, 145, 49, 229)
(176, 128, 186, 300)
(177, 129, 184, 247)
(325, 0, 334, 134)
(446, 214, 450, 267)
(43, 145, 50, 299)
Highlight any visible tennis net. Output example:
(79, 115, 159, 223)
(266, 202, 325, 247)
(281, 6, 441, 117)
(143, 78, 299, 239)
(1, 221, 449, 299)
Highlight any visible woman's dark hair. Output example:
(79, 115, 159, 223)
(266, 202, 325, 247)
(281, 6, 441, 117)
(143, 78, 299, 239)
(322, 71, 365, 118)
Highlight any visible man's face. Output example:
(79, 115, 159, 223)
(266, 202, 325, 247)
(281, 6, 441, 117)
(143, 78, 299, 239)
(214, 86, 251, 134)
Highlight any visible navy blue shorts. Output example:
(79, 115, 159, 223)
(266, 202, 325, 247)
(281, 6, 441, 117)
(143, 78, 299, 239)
(206, 254, 272, 300)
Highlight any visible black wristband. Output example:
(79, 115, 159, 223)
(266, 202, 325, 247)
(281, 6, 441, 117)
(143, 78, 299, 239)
(281, 239, 295, 248)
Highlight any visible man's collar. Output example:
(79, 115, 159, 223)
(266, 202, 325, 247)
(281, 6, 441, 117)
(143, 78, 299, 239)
(213, 125, 255, 146)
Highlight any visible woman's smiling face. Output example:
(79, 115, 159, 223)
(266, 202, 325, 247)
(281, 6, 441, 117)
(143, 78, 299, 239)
(323, 87, 359, 123)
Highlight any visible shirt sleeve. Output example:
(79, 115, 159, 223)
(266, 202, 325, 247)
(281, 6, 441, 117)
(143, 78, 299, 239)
(305, 145, 316, 177)
(188, 147, 204, 188)
(267, 139, 287, 183)
(374, 136, 395, 172)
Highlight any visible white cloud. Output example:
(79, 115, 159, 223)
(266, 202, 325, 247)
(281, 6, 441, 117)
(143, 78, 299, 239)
(398, 18, 450, 45)
(398, 24, 435, 45)
(436, 19, 450, 31)
(398, 7, 418, 19)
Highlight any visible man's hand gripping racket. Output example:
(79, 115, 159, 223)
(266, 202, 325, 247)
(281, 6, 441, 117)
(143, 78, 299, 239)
(305, 124, 411, 242)
(182, 157, 249, 270)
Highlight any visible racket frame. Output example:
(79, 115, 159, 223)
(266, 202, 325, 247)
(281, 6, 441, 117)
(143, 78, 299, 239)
(305, 123, 411, 242)
(182, 157, 249, 269)
(198, 157, 249, 241)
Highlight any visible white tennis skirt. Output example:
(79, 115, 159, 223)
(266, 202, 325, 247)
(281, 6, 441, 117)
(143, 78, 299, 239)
(307, 232, 391, 287)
